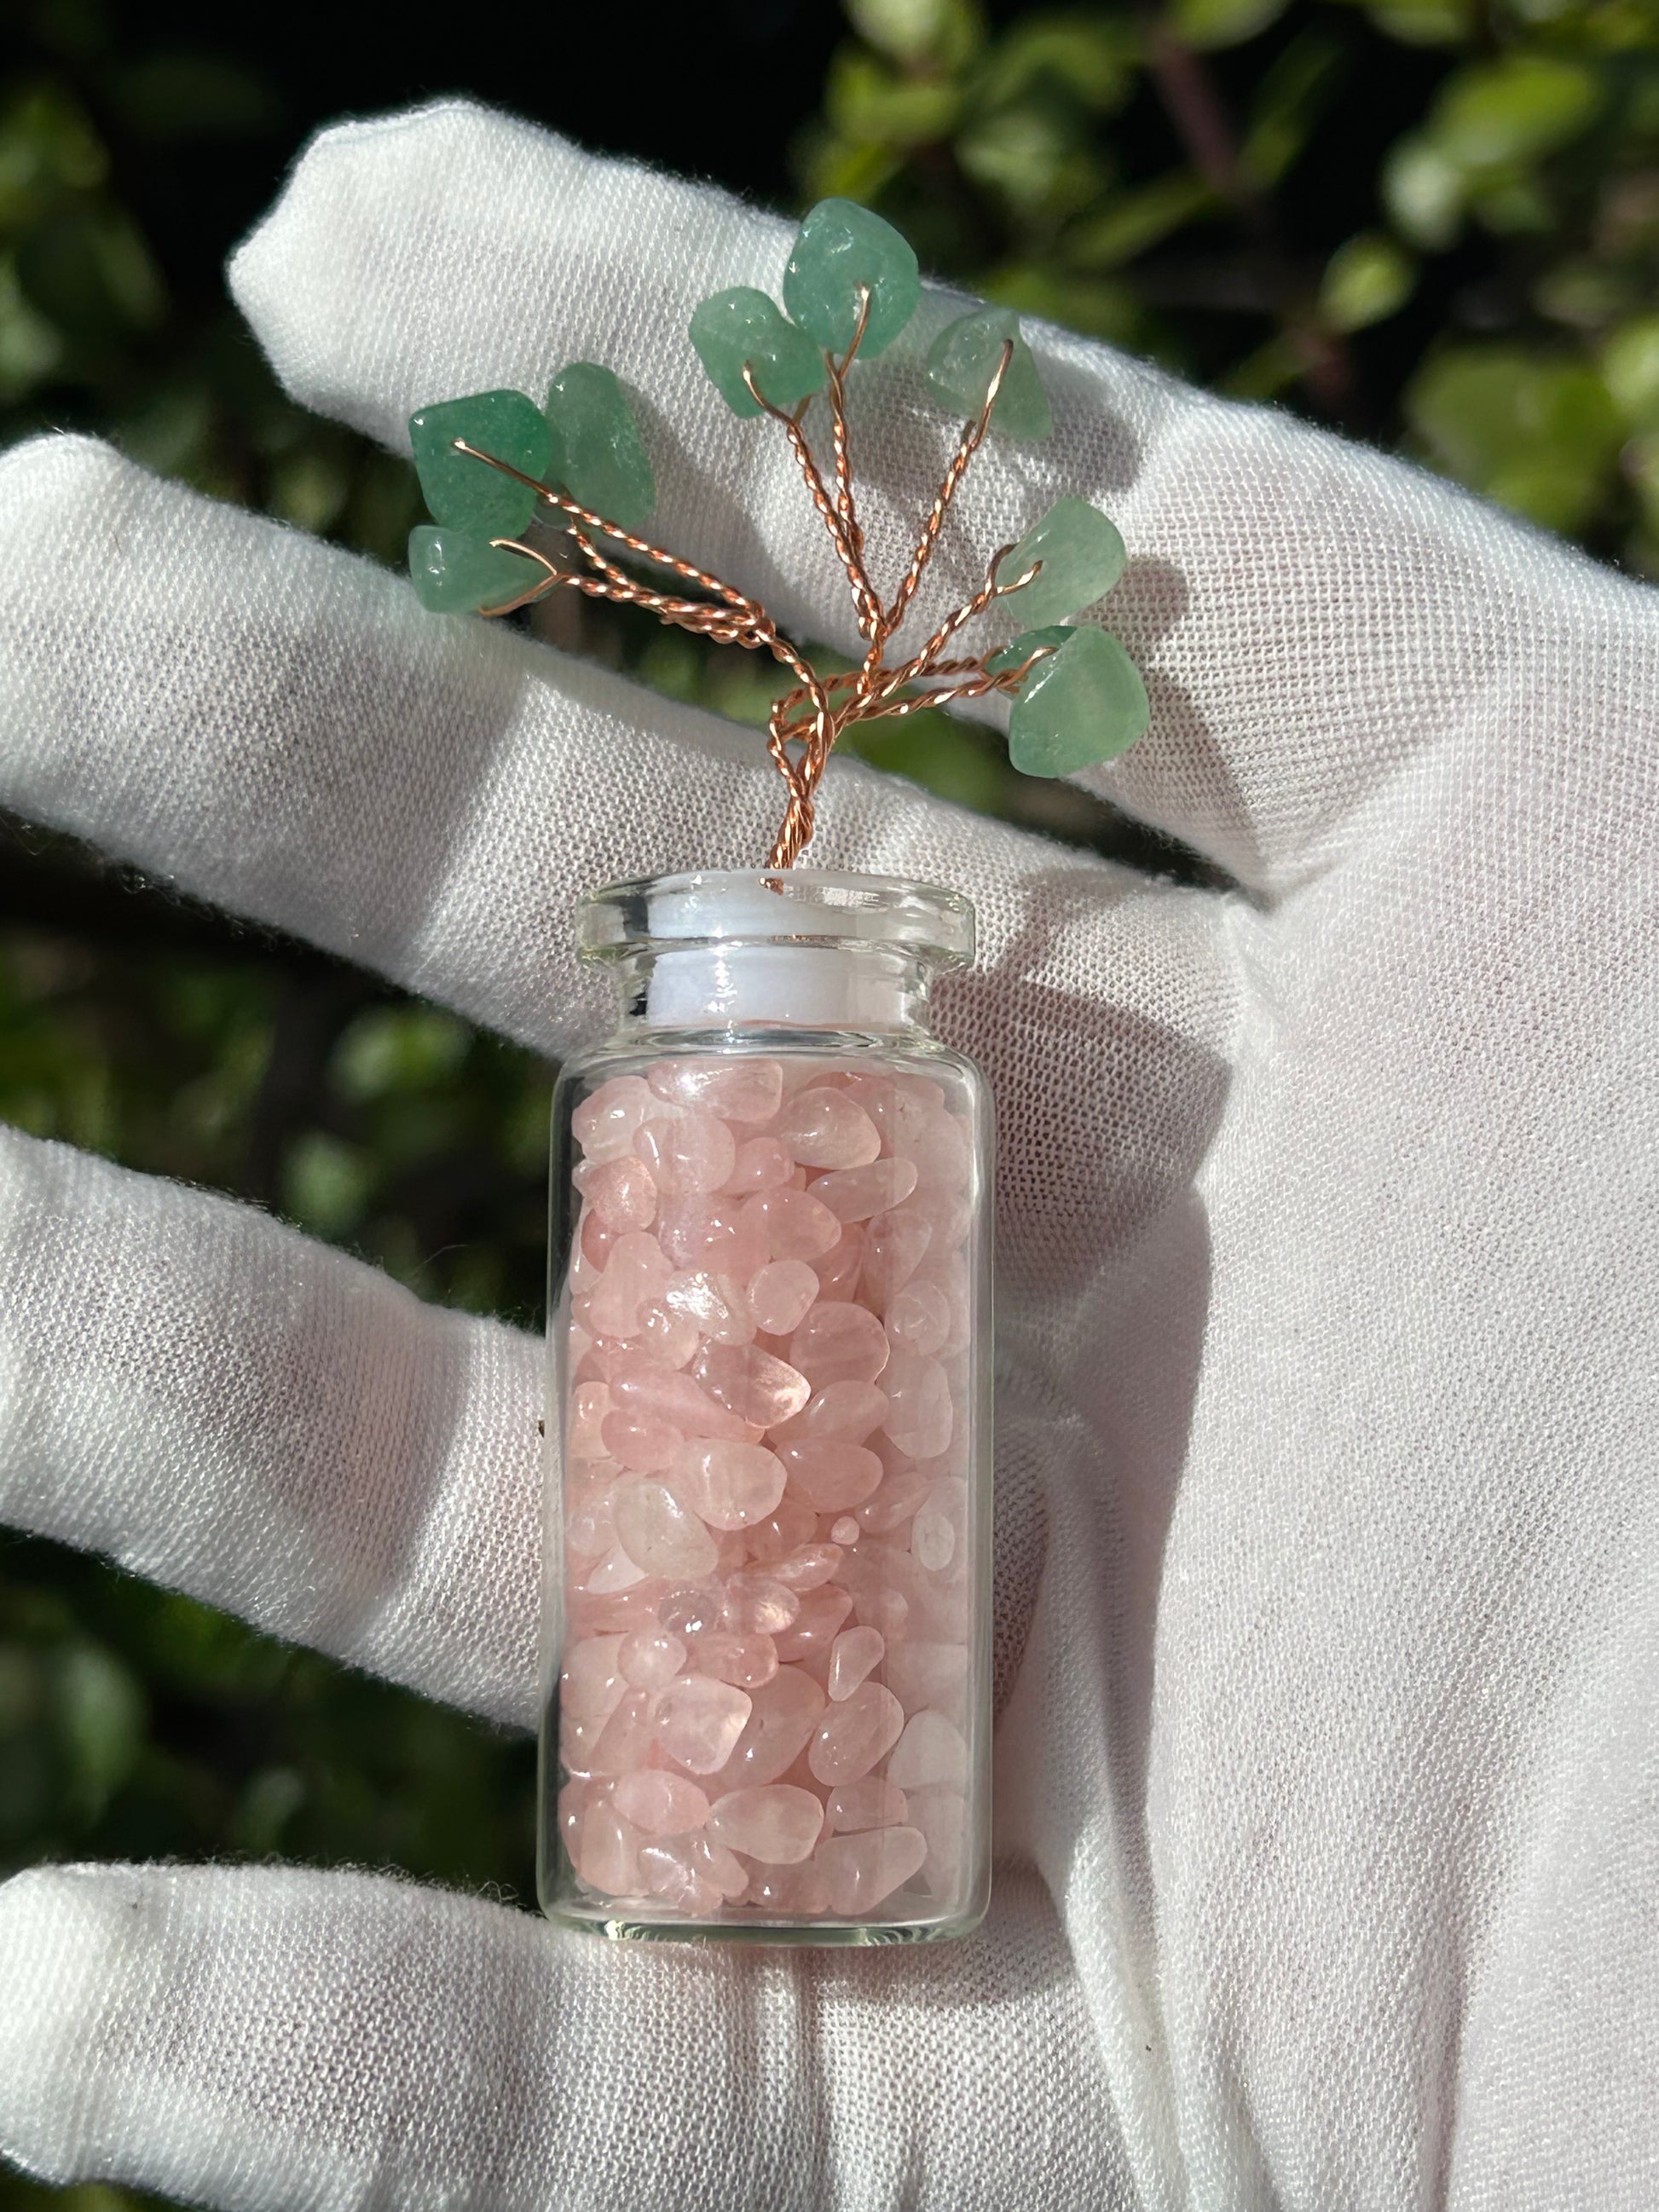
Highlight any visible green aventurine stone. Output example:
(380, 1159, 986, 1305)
(408, 390, 552, 538)
(783, 198, 920, 359)
(546, 362, 655, 530)
(986, 625, 1074, 675)
(690, 287, 824, 418)
(1001, 496, 1127, 624)
(1008, 626, 1149, 777)
(408, 527, 539, 613)
(927, 308, 1052, 440)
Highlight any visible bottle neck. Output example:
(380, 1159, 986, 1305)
(612, 942, 937, 1034)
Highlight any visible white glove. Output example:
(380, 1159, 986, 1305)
(2, 98, 1656, 2212)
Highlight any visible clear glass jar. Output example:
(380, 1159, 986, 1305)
(537, 869, 993, 1943)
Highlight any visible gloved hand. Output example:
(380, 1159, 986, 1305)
(1, 99, 1655, 2212)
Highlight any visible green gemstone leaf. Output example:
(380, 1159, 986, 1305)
(408, 526, 540, 614)
(1008, 626, 1149, 777)
(408, 390, 552, 539)
(689, 286, 825, 418)
(986, 624, 1074, 675)
(545, 362, 655, 531)
(926, 307, 1052, 439)
(783, 198, 921, 359)
(1000, 496, 1127, 622)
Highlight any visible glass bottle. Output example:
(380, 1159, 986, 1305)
(537, 869, 993, 1943)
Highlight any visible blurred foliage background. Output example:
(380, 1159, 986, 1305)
(1, 0, 1655, 2200)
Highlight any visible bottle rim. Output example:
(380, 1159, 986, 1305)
(575, 869, 975, 967)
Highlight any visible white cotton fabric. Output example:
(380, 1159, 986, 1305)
(0, 97, 1656, 2212)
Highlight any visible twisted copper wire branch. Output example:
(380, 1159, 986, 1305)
(451, 326, 1049, 868)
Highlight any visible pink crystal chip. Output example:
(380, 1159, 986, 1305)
(559, 1046, 977, 1926)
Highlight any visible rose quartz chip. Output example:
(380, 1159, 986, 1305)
(778, 1441, 884, 1512)
(586, 1156, 657, 1230)
(713, 1666, 826, 1788)
(654, 1676, 753, 1773)
(770, 1542, 843, 1591)
(826, 1778, 909, 1834)
(773, 1382, 889, 1444)
(562, 1633, 627, 1723)
(657, 1585, 724, 1639)
(600, 1411, 679, 1472)
(746, 1259, 819, 1336)
(649, 1056, 783, 1123)
(811, 1157, 919, 1222)
(572, 1076, 656, 1164)
(910, 1109, 969, 1192)
(776, 1088, 882, 1169)
(745, 1862, 829, 1915)
(816, 1824, 928, 1914)
(829, 1515, 860, 1546)
(613, 1769, 709, 1835)
(635, 1300, 699, 1369)
(905, 1786, 967, 1897)
(635, 1111, 736, 1198)
(568, 1381, 611, 1460)
(564, 1476, 618, 1559)
(772, 1582, 854, 1662)
(663, 1268, 754, 1346)
(618, 1627, 687, 1689)
(638, 1839, 720, 1916)
(584, 1230, 674, 1339)
(721, 1574, 801, 1636)
(886, 1709, 968, 1790)
(811, 1226, 864, 1302)
(808, 1679, 905, 1785)
(583, 1543, 648, 1593)
(911, 1482, 963, 1572)
(589, 1688, 660, 1776)
(671, 1438, 787, 1529)
(577, 1215, 615, 1278)
(609, 1354, 749, 1441)
(882, 1354, 954, 1460)
(857, 1467, 935, 1536)
(707, 1782, 824, 1864)
(885, 1279, 951, 1356)
(688, 1831, 750, 1900)
(827, 1626, 886, 1701)
(883, 1642, 969, 1723)
(860, 1209, 933, 1308)
(724, 1136, 795, 1195)
(691, 1343, 811, 1428)
(789, 1301, 891, 1387)
(740, 1187, 840, 1262)
(576, 1803, 644, 1893)
(689, 1632, 779, 1689)
(656, 1196, 771, 1279)
(614, 1481, 718, 1579)
(743, 1491, 819, 1562)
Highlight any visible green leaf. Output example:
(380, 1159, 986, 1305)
(957, 93, 1102, 218)
(1348, 0, 1477, 46)
(1320, 232, 1417, 332)
(1602, 316, 1659, 428)
(1240, 29, 1346, 189)
(827, 49, 962, 145)
(983, 14, 1142, 111)
(1065, 171, 1215, 270)
(1382, 133, 1466, 250)
(1430, 55, 1603, 170)
(1407, 346, 1624, 533)
(846, 0, 986, 68)
(1171, 0, 1291, 53)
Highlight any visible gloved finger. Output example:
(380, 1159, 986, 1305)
(0, 1123, 540, 1724)
(0, 436, 1240, 1303)
(0, 1860, 1132, 2212)
(228, 99, 1654, 898)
